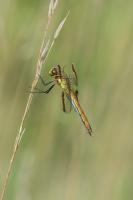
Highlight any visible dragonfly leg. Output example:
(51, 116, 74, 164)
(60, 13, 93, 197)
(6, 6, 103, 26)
(44, 84, 55, 93)
(71, 64, 78, 85)
(38, 74, 54, 86)
(31, 84, 55, 94)
(61, 91, 66, 112)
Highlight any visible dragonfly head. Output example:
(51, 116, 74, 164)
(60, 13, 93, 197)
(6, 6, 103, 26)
(49, 65, 62, 77)
(49, 67, 57, 77)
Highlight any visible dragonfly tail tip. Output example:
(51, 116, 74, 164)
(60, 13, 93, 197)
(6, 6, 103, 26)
(88, 128, 93, 136)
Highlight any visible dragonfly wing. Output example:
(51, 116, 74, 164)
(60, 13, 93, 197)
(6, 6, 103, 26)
(61, 91, 72, 113)
(62, 65, 78, 86)
(60, 67, 76, 113)
(71, 64, 78, 86)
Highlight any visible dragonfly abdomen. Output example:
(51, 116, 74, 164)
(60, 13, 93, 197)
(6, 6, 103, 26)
(71, 92, 92, 135)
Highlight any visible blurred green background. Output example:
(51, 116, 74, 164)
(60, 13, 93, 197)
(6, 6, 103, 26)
(0, 0, 133, 199)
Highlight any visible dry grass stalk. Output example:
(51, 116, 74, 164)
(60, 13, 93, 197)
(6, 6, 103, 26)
(0, 0, 69, 199)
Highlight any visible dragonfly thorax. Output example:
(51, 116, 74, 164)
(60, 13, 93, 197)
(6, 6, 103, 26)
(58, 78, 68, 90)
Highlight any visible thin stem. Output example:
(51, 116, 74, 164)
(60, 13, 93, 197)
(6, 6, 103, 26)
(0, 1, 70, 199)
(0, 5, 69, 200)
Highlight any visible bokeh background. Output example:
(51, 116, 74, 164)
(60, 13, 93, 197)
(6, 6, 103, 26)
(0, 0, 133, 199)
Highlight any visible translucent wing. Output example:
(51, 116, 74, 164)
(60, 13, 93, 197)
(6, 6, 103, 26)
(61, 65, 77, 86)
(61, 65, 78, 113)
(61, 91, 72, 113)
(62, 73, 72, 113)
(71, 64, 78, 86)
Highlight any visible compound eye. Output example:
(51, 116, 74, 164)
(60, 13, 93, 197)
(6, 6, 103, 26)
(52, 68, 57, 75)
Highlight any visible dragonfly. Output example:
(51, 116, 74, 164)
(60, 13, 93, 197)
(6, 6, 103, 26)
(32, 64, 92, 135)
